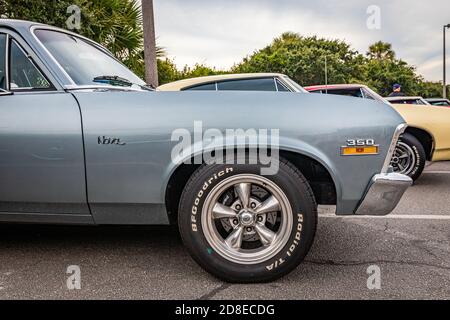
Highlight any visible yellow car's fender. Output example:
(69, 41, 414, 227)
(392, 104, 450, 161)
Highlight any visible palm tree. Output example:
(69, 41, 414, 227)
(367, 41, 396, 60)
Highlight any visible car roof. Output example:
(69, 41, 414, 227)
(385, 96, 424, 101)
(304, 84, 368, 91)
(426, 98, 449, 102)
(158, 73, 287, 91)
(0, 19, 41, 29)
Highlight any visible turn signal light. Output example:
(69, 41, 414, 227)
(341, 146, 379, 156)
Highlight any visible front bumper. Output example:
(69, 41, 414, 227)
(355, 173, 412, 216)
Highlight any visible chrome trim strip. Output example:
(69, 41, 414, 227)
(5, 34, 10, 90)
(65, 84, 144, 92)
(381, 123, 408, 174)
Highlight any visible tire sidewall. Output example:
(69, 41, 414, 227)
(178, 161, 317, 282)
(398, 133, 426, 181)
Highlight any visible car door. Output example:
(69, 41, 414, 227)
(0, 30, 89, 217)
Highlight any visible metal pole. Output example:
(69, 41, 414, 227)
(444, 26, 447, 99)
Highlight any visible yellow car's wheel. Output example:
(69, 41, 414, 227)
(392, 133, 426, 181)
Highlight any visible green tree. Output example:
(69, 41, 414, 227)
(362, 42, 425, 96)
(361, 58, 423, 96)
(157, 60, 225, 85)
(158, 58, 182, 85)
(232, 32, 366, 86)
(367, 41, 396, 60)
(0, 0, 165, 79)
(416, 81, 449, 98)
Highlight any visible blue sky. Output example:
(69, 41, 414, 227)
(153, 0, 449, 82)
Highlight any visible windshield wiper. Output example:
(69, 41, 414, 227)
(93, 75, 133, 87)
(93, 75, 154, 91)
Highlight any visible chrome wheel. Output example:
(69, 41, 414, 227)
(201, 174, 293, 265)
(391, 141, 416, 175)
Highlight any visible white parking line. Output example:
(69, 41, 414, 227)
(423, 171, 450, 174)
(319, 214, 450, 220)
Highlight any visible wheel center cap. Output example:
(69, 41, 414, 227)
(239, 211, 254, 226)
(392, 157, 399, 164)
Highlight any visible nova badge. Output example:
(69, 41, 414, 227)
(98, 136, 126, 146)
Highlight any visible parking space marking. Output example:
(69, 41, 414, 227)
(319, 214, 450, 220)
(423, 171, 450, 174)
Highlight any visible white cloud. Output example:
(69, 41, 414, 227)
(153, 0, 450, 81)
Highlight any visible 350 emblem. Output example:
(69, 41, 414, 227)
(346, 139, 375, 146)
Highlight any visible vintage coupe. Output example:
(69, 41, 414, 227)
(306, 84, 450, 181)
(0, 20, 411, 283)
(158, 73, 307, 92)
(385, 96, 431, 106)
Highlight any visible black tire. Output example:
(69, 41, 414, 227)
(178, 157, 317, 283)
(392, 133, 426, 181)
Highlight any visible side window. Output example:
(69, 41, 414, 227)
(276, 79, 290, 92)
(184, 83, 217, 91)
(9, 39, 51, 90)
(0, 34, 6, 90)
(328, 88, 363, 98)
(217, 78, 277, 91)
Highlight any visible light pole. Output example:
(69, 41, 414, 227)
(444, 24, 450, 98)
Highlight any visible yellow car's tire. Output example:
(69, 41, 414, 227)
(393, 133, 426, 181)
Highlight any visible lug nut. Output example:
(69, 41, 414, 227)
(258, 216, 264, 222)
(246, 227, 253, 232)
(235, 205, 242, 211)
(233, 219, 239, 225)
(250, 202, 256, 209)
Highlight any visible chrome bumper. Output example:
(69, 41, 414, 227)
(355, 173, 412, 216)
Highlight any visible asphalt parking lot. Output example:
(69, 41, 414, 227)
(0, 163, 449, 300)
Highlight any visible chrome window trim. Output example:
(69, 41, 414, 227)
(273, 77, 279, 91)
(9, 38, 54, 91)
(275, 78, 290, 92)
(381, 123, 408, 174)
(4, 34, 10, 91)
(279, 78, 296, 92)
(30, 26, 76, 86)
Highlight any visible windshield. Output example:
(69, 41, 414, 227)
(34, 29, 146, 88)
(362, 87, 391, 105)
(281, 76, 308, 93)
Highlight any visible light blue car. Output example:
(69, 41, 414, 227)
(0, 20, 412, 282)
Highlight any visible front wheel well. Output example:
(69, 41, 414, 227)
(404, 127, 434, 161)
(164, 151, 337, 224)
